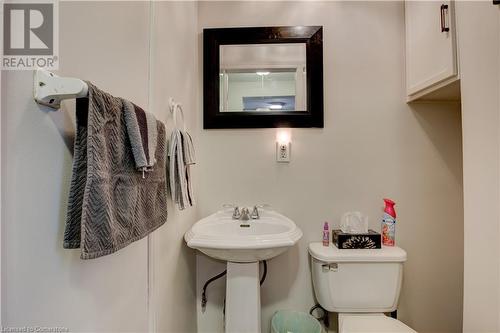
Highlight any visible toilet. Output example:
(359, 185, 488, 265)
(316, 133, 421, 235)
(308, 242, 417, 332)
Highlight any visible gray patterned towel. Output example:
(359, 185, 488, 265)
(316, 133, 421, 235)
(63, 82, 167, 259)
(123, 100, 158, 175)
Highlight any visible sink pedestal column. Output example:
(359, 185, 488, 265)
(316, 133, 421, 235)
(225, 262, 261, 333)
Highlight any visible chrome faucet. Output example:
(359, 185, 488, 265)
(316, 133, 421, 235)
(226, 204, 269, 220)
(240, 207, 250, 221)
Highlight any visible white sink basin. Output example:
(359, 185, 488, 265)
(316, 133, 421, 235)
(184, 209, 302, 262)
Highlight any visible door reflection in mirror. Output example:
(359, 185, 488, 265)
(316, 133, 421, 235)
(219, 43, 307, 112)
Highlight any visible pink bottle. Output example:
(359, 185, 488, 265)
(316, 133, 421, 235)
(323, 222, 330, 246)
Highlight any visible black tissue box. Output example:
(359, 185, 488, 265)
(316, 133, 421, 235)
(332, 229, 381, 249)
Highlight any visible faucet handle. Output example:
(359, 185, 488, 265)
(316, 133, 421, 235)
(232, 207, 241, 220)
(251, 206, 260, 219)
(251, 204, 270, 219)
(222, 204, 241, 219)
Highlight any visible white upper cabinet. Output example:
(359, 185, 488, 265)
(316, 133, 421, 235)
(405, 1, 459, 101)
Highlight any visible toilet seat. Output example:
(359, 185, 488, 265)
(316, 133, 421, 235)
(339, 313, 417, 333)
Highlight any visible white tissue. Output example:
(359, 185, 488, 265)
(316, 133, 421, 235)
(340, 211, 369, 234)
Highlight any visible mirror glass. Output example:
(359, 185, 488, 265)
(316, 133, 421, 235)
(219, 43, 307, 112)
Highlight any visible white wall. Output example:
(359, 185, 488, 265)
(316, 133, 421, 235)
(456, 2, 500, 332)
(149, 2, 199, 333)
(1, 2, 198, 332)
(1, 3, 150, 330)
(196, 2, 463, 333)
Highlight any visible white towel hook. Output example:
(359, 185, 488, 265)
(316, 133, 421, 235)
(168, 97, 186, 131)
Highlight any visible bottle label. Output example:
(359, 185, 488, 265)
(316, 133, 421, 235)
(382, 214, 396, 246)
(323, 231, 329, 246)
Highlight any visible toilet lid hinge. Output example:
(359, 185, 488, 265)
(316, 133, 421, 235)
(322, 263, 338, 272)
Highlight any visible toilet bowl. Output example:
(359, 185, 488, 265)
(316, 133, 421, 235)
(308, 243, 417, 333)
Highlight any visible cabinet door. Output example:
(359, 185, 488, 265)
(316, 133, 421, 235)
(405, 1, 458, 96)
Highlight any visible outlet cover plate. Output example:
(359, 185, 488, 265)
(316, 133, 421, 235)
(276, 142, 291, 163)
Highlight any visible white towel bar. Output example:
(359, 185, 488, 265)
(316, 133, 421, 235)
(34, 68, 88, 109)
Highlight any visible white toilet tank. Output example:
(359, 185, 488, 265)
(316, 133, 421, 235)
(308, 242, 407, 313)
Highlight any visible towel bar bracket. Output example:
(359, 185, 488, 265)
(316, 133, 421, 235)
(34, 69, 88, 109)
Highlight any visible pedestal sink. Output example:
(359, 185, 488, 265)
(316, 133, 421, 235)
(184, 208, 302, 333)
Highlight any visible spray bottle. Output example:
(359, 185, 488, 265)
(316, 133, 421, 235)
(381, 199, 396, 246)
(322, 222, 330, 246)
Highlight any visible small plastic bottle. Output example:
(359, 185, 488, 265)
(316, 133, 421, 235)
(381, 199, 396, 246)
(322, 222, 330, 246)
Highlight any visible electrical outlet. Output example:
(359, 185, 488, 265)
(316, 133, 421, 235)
(276, 142, 291, 162)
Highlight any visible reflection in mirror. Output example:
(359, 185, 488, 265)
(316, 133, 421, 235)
(219, 43, 306, 112)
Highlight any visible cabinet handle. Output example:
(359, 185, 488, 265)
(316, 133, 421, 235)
(440, 4, 450, 32)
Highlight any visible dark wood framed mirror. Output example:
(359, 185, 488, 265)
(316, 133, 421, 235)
(203, 26, 324, 129)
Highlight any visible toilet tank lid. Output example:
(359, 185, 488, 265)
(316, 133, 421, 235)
(308, 242, 407, 263)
